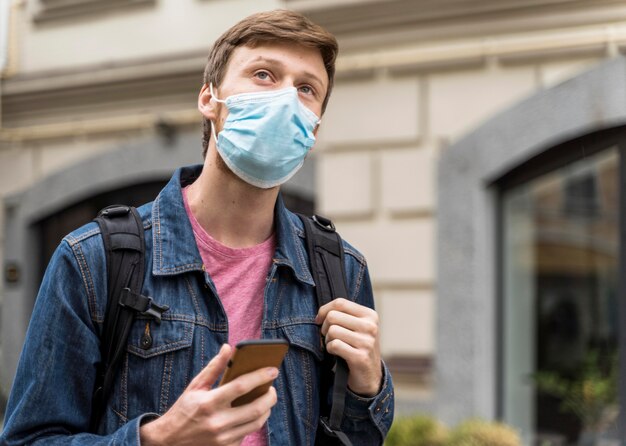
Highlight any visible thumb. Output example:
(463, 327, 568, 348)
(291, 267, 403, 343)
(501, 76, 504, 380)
(188, 343, 232, 391)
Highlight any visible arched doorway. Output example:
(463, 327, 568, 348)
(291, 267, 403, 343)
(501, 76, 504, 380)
(36, 180, 167, 283)
(437, 55, 626, 444)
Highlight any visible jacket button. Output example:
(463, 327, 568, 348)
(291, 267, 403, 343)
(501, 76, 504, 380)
(140, 332, 153, 349)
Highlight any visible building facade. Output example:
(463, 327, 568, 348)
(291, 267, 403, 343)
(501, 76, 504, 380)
(3, 0, 626, 443)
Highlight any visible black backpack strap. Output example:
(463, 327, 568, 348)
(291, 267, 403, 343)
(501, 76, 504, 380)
(298, 214, 353, 446)
(90, 205, 167, 432)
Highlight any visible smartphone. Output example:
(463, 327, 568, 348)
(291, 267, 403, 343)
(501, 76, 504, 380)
(219, 339, 289, 407)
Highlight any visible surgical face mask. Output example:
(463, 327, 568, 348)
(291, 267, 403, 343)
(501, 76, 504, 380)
(210, 83, 320, 188)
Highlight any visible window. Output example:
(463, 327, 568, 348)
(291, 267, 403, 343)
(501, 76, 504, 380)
(500, 130, 626, 445)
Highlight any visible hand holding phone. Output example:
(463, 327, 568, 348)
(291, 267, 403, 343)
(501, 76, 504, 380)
(141, 343, 281, 446)
(219, 339, 289, 407)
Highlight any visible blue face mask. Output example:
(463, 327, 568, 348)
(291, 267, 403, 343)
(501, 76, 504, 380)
(210, 84, 321, 189)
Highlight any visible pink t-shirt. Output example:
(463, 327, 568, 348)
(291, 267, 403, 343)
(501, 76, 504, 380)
(183, 187, 275, 446)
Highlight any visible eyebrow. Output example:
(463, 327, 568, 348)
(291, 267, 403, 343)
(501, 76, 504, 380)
(247, 56, 327, 92)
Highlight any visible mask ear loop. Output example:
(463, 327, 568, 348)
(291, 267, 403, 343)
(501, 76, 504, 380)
(208, 82, 226, 143)
(209, 83, 226, 103)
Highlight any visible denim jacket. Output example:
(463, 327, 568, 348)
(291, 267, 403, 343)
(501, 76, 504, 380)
(1, 165, 394, 445)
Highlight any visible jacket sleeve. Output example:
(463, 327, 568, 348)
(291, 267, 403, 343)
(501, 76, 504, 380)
(337, 248, 395, 445)
(0, 239, 153, 446)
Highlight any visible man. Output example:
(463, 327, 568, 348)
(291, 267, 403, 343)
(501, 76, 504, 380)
(0, 9, 394, 446)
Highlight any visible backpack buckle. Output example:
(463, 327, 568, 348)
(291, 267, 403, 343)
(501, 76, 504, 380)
(319, 416, 354, 445)
(312, 215, 335, 232)
(319, 417, 336, 437)
(141, 299, 170, 325)
(98, 205, 131, 218)
(119, 288, 169, 324)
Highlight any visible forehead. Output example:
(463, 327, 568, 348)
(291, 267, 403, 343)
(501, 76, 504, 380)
(226, 42, 328, 86)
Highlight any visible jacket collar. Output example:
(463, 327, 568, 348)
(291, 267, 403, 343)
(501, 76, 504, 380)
(151, 165, 314, 285)
(272, 192, 315, 285)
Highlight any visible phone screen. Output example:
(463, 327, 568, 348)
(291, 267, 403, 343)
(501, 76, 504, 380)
(219, 339, 289, 406)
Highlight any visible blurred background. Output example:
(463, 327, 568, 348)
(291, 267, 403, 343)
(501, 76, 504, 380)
(2, 0, 626, 444)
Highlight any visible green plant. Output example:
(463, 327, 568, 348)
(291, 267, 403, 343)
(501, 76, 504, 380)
(446, 419, 521, 446)
(385, 414, 448, 446)
(534, 350, 618, 432)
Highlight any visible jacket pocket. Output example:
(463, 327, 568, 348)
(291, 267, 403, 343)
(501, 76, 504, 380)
(127, 316, 193, 358)
(282, 322, 324, 362)
(280, 322, 324, 440)
(117, 316, 195, 420)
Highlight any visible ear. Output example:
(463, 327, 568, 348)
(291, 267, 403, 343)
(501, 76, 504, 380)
(312, 122, 321, 138)
(198, 84, 218, 120)
(308, 123, 322, 153)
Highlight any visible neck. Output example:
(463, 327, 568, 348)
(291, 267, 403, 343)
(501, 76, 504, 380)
(186, 145, 278, 248)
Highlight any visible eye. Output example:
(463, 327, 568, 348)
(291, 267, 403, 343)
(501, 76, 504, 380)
(254, 70, 271, 81)
(299, 85, 314, 95)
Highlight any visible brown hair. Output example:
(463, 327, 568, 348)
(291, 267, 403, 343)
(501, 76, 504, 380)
(201, 9, 338, 157)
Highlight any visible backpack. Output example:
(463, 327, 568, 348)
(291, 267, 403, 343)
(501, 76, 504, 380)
(90, 205, 354, 446)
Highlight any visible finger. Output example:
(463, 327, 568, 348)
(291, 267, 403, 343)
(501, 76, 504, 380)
(325, 338, 362, 364)
(324, 324, 372, 350)
(224, 386, 277, 430)
(207, 386, 277, 440)
(218, 410, 271, 445)
(217, 367, 278, 403)
(315, 298, 374, 324)
(215, 404, 273, 445)
(188, 344, 232, 391)
(320, 310, 358, 336)
(320, 310, 377, 338)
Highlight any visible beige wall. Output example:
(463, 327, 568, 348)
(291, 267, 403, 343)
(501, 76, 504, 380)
(16, 0, 281, 73)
